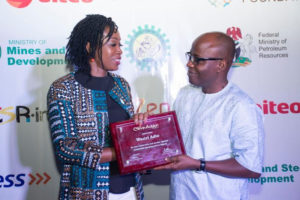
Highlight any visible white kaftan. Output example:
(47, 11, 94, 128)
(170, 82, 264, 200)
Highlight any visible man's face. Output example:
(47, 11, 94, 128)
(186, 36, 222, 88)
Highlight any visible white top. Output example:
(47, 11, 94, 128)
(170, 82, 264, 200)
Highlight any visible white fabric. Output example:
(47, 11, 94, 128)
(170, 82, 264, 200)
(109, 187, 137, 200)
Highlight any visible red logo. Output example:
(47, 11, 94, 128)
(227, 27, 242, 41)
(226, 26, 255, 67)
(7, 0, 32, 8)
(29, 172, 51, 185)
(7, 0, 93, 8)
(39, 0, 93, 2)
(257, 100, 300, 115)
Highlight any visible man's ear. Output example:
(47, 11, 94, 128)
(217, 59, 227, 72)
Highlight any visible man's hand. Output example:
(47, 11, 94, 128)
(154, 155, 199, 171)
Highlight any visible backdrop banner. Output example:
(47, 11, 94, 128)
(0, 0, 299, 199)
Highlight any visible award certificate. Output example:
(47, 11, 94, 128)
(109, 111, 185, 174)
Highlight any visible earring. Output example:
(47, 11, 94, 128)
(90, 58, 95, 62)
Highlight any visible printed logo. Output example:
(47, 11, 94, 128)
(0, 172, 51, 188)
(125, 25, 170, 72)
(226, 27, 256, 68)
(257, 100, 300, 115)
(0, 46, 2, 59)
(5, 40, 67, 67)
(0, 106, 16, 125)
(0, 106, 47, 126)
(28, 172, 51, 185)
(208, 0, 232, 8)
(249, 163, 298, 186)
(6, 0, 32, 8)
(7, 0, 92, 8)
(242, 0, 296, 3)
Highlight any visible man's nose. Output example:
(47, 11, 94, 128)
(186, 60, 194, 68)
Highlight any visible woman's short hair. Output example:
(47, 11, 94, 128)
(65, 14, 118, 74)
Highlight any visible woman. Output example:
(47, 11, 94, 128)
(47, 14, 146, 200)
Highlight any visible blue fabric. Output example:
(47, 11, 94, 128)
(47, 72, 144, 200)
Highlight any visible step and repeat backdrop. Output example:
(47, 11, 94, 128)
(0, 0, 299, 199)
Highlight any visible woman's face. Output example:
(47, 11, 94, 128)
(96, 28, 122, 71)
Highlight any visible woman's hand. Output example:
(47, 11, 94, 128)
(100, 147, 116, 163)
(133, 112, 150, 126)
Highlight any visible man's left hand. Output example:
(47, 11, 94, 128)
(154, 155, 199, 171)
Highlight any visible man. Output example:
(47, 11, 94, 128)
(156, 32, 264, 200)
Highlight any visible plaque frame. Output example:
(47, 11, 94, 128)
(109, 111, 185, 175)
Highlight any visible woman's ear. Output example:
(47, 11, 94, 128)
(86, 42, 91, 53)
(86, 42, 95, 63)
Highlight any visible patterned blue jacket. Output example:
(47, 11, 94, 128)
(47, 72, 144, 200)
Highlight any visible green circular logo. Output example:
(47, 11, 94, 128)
(125, 25, 170, 72)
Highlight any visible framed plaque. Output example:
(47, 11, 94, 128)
(109, 111, 185, 175)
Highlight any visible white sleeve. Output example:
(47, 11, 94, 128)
(230, 101, 265, 173)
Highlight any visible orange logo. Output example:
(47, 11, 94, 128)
(7, 0, 32, 8)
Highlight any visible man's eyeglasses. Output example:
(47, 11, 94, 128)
(185, 52, 223, 65)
